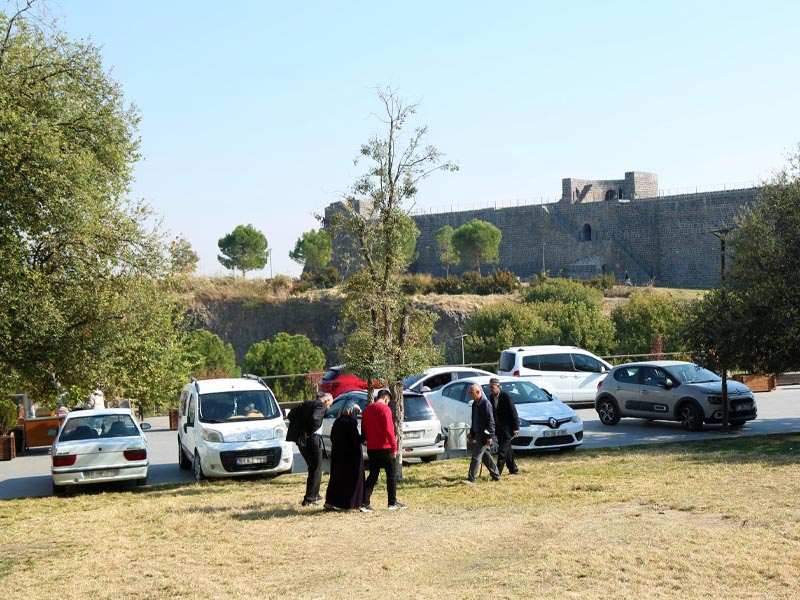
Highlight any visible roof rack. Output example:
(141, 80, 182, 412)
(242, 373, 269, 389)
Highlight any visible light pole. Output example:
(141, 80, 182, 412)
(455, 334, 467, 365)
(711, 227, 735, 433)
(541, 242, 546, 274)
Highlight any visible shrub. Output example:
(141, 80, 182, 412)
(484, 268, 520, 294)
(612, 290, 690, 356)
(245, 333, 326, 401)
(585, 273, 616, 291)
(401, 273, 435, 295)
(433, 276, 463, 295)
(524, 277, 604, 308)
(189, 330, 241, 378)
(533, 302, 616, 355)
(463, 302, 557, 363)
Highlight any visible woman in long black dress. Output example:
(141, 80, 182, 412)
(324, 401, 365, 511)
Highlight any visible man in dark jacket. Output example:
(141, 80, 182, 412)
(288, 391, 333, 507)
(463, 383, 500, 484)
(488, 378, 520, 475)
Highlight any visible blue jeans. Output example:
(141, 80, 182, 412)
(468, 440, 500, 481)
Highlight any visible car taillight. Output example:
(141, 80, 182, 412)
(597, 380, 604, 389)
(513, 370, 520, 377)
(52, 454, 76, 467)
(124, 449, 147, 461)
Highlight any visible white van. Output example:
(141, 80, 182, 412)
(497, 345, 611, 404)
(177, 375, 293, 480)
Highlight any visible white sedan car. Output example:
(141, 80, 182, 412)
(425, 375, 583, 451)
(51, 409, 151, 495)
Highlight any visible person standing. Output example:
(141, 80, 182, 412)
(324, 401, 365, 511)
(288, 391, 333, 507)
(488, 378, 520, 476)
(360, 389, 406, 512)
(463, 383, 500, 484)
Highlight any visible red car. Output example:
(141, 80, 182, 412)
(317, 365, 374, 399)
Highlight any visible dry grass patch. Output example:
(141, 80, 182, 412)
(2, 435, 799, 599)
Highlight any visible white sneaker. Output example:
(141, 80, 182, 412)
(387, 502, 407, 511)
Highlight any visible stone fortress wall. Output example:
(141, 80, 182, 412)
(325, 172, 760, 289)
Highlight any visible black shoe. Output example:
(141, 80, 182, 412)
(491, 476, 501, 482)
(508, 470, 519, 475)
(301, 498, 321, 507)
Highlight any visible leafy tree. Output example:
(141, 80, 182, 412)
(611, 291, 689, 356)
(399, 216, 420, 265)
(189, 330, 241, 379)
(434, 225, 460, 277)
(290, 228, 333, 272)
(244, 333, 326, 401)
(464, 302, 556, 363)
(169, 236, 200, 275)
(330, 88, 456, 476)
(452, 219, 502, 275)
(217, 224, 268, 277)
(524, 277, 604, 308)
(534, 302, 616, 355)
(0, 4, 191, 411)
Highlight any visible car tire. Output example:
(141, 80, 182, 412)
(597, 397, 621, 425)
(679, 402, 704, 431)
(192, 451, 205, 481)
(178, 440, 191, 469)
(421, 455, 438, 463)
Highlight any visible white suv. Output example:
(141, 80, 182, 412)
(497, 345, 611, 404)
(177, 375, 293, 480)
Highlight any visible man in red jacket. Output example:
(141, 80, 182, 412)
(360, 389, 407, 512)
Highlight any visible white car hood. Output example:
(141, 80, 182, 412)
(209, 421, 281, 442)
(516, 401, 575, 421)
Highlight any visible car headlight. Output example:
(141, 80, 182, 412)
(202, 429, 224, 443)
(518, 418, 531, 427)
(273, 425, 286, 439)
(571, 414, 582, 424)
(707, 395, 722, 405)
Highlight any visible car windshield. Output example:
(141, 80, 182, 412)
(320, 369, 342, 381)
(402, 374, 426, 389)
(60, 414, 138, 441)
(404, 395, 436, 422)
(481, 380, 550, 404)
(198, 390, 280, 423)
(669, 364, 721, 384)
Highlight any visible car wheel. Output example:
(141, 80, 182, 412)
(421, 455, 438, 463)
(597, 397, 621, 425)
(192, 451, 205, 481)
(178, 440, 191, 469)
(679, 403, 703, 431)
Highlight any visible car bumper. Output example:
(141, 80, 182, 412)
(52, 462, 148, 486)
(199, 440, 293, 477)
(705, 406, 758, 424)
(400, 439, 446, 459)
(511, 423, 584, 450)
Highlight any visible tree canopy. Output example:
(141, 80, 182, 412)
(244, 333, 325, 401)
(169, 236, 200, 275)
(0, 4, 191, 411)
(452, 219, 502, 275)
(434, 225, 460, 277)
(217, 224, 268, 277)
(289, 228, 332, 272)
(189, 330, 240, 379)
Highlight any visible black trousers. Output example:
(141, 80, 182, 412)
(496, 431, 517, 475)
(299, 434, 323, 501)
(363, 448, 397, 506)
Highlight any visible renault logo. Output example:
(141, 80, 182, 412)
(548, 417, 558, 429)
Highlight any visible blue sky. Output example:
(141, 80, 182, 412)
(46, 0, 800, 277)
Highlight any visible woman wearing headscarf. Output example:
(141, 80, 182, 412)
(324, 400, 365, 511)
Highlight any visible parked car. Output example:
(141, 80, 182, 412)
(317, 365, 379, 399)
(402, 366, 494, 393)
(426, 375, 583, 451)
(51, 408, 151, 495)
(497, 345, 611, 404)
(595, 361, 758, 431)
(177, 375, 293, 480)
(320, 390, 445, 462)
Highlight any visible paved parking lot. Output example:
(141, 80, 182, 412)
(2, 384, 798, 499)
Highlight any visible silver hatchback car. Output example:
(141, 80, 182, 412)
(595, 361, 757, 431)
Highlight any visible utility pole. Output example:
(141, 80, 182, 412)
(711, 227, 735, 433)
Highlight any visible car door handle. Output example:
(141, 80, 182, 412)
(640, 390, 649, 395)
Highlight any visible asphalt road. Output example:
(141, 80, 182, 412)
(2, 384, 799, 499)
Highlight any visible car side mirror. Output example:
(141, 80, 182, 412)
(141, 423, 152, 431)
(663, 378, 674, 389)
(183, 422, 191, 433)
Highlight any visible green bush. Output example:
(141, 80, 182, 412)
(464, 302, 557, 362)
(189, 330, 241, 378)
(612, 290, 690, 356)
(400, 273, 435, 295)
(533, 302, 616, 355)
(585, 273, 616, 291)
(0, 398, 18, 436)
(245, 333, 326, 401)
(484, 268, 520, 294)
(433, 276, 463, 295)
(524, 277, 604, 308)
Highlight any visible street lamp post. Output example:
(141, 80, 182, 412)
(455, 334, 467, 365)
(711, 227, 735, 433)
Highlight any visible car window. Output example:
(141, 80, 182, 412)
(60, 414, 138, 441)
(187, 394, 196, 423)
(443, 382, 469, 402)
(327, 393, 366, 418)
(668, 364, 720, 384)
(498, 351, 517, 372)
(521, 355, 540, 370)
(456, 370, 483, 378)
(613, 367, 641, 384)
(320, 369, 342, 382)
(404, 395, 436, 421)
(641, 367, 668, 387)
(424, 373, 452, 390)
(198, 389, 280, 423)
(402, 374, 425, 389)
(482, 381, 550, 404)
(538, 353, 574, 372)
(572, 353, 604, 373)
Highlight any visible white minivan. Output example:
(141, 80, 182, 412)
(177, 375, 293, 480)
(497, 345, 611, 404)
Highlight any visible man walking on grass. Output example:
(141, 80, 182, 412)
(488, 377, 520, 476)
(463, 383, 501, 484)
(360, 389, 407, 512)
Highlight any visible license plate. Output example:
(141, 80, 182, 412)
(87, 469, 118, 479)
(733, 402, 752, 411)
(237, 455, 267, 465)
(542, 429, 566, 437)
(404, 431, 422, 439)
